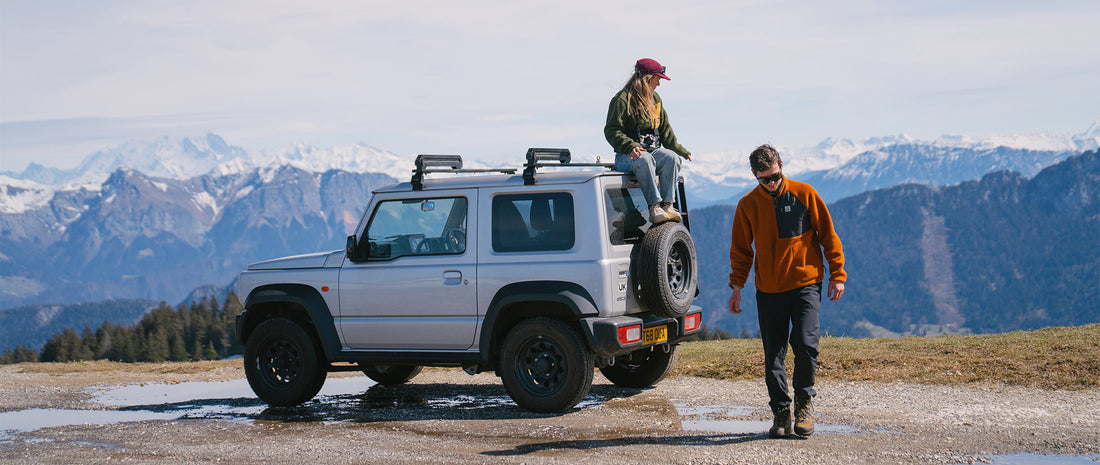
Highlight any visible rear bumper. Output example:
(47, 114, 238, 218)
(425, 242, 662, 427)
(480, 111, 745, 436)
(580, 306, 703, 358)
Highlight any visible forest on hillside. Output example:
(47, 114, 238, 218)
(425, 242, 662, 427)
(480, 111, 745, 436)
(0, 294, 242, 364)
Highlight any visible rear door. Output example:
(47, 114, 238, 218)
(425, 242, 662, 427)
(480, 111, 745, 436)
(338, 191, 477, 350)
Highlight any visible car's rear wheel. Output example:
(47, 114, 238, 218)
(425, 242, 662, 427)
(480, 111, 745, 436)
(599, 344, 680, 388)
(244, 317, 327, 407)
(499, 317, 593, 413)
(637, 222, 697, 318)
(362, 364, 423, 385)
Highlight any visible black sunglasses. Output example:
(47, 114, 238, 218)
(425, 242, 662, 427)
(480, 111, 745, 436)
(756, 171, 783, 184)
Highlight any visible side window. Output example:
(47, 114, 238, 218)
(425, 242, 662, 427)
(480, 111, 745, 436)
(492, 193, 574, 252)
(365, 197, 467, 260)
(605, 187, 651, 245)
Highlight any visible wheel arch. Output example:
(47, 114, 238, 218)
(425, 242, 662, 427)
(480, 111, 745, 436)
(479, 281, 599, 370)
(240, 284, 341, 361)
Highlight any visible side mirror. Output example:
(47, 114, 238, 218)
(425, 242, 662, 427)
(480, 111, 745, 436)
(346, 235, 366, 262)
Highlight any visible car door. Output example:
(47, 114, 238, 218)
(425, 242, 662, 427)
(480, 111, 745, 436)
(338, 192, 477, 350)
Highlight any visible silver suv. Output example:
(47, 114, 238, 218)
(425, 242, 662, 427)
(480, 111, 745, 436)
(235, 148, 702, 413)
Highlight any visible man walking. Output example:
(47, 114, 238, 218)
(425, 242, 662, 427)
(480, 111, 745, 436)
(728, 144, 847, 438)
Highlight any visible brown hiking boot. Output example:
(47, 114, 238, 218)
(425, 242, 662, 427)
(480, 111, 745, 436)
(769, 406, 791, 438)
(794, 394, 814, 437)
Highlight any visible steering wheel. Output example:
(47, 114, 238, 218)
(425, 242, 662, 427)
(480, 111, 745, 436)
(446, 228, 466, 252)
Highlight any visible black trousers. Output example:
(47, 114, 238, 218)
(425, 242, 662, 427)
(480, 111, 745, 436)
(757, 283, 821, 414)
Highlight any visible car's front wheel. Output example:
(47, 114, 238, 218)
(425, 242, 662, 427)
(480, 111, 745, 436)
(599, 344, 680, 388)
(244, 317, 327, 407)
(499, 317, 593, 413)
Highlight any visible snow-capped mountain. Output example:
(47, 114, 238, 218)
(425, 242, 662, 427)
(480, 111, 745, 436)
(684, 124, 1099, 205)
(0, 164, 396, 308)
(5, 134, 248, 186)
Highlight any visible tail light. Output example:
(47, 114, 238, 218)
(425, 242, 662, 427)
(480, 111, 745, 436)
(617, 325, 642, 345)
(684, 313, 701, 332)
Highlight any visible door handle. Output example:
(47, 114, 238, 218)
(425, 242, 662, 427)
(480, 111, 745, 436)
(443, 270, 462, 285)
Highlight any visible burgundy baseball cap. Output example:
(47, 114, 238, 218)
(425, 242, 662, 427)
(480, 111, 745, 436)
(635, 58, 670, 80)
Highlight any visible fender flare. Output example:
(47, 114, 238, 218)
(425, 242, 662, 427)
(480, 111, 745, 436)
(478, 281, 599, 364)
(241, 284, 341, 361)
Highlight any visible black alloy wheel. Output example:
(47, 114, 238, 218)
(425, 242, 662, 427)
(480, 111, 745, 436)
(244, 317, 327, 407)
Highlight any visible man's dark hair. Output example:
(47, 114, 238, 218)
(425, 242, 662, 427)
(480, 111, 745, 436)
(749, 144, 782, 172)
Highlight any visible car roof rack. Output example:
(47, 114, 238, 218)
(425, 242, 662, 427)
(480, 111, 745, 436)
(411, 154, 517, 190)
(522, 148, 615, 185)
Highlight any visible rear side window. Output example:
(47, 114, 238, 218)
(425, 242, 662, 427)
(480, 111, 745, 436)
(492, 193, 574, 252)
(605, 187, 652, 245)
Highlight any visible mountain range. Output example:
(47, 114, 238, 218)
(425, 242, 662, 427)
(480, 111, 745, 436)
(690, 150, 1100, 338)
(1, 161, 395, 310)
(2, 129, 1098, 349)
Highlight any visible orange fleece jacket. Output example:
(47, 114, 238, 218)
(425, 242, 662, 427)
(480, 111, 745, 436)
(728, 177, 846, 294)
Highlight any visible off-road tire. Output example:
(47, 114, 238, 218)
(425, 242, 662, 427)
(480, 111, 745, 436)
(637, 222, 698, 317)
(362, 365, 423, 385)
(499, 317, 593, 413)
(599, 344, 680, 388)
(244, 317, 327, 407)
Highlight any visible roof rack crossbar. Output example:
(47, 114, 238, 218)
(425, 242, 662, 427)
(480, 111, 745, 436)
(522, 148, 615, 185)
(411, 154, 518, 190)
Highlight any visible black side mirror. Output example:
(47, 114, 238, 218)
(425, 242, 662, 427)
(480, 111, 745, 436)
(346, 235, 366, 262)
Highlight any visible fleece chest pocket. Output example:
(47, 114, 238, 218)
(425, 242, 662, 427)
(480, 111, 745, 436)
(774, 192, 810, 239)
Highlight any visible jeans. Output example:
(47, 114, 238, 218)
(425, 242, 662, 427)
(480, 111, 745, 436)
(757, 283, 821, 414)
(614, 147, 681, 207)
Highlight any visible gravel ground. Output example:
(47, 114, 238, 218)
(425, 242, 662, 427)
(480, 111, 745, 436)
(0, 364, 1097, 464)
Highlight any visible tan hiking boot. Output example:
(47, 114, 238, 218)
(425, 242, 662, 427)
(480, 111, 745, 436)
(794, 394, 814, 437)
(649, 203, 674, 224)
(660, 201, 682, 222)
(769, 406, 791, 438)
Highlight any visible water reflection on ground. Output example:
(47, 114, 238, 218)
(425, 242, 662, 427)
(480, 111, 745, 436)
(674, 402, 859, 436)
(1, 376, 610, 440)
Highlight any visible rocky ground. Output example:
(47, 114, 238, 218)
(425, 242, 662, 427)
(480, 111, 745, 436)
(0, 364, 1097, 464)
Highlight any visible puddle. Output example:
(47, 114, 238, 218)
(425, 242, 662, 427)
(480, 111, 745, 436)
(0, 409, 179, 440)
(92, 377, 371, 406)
(1, 375, 610, 440)
(0, 377, 372, 440)
(972, 454, 1100, 465)
(674, 402, 861, 436)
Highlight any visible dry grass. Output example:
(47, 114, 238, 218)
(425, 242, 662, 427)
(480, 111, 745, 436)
(674, 323, 1100, 390)
(14, 360, 238, 376)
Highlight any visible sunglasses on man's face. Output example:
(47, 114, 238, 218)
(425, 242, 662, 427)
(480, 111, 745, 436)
(756, 171, 782, 184)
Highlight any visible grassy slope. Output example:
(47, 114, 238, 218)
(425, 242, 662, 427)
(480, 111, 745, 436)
(675, 323, 1100, 390)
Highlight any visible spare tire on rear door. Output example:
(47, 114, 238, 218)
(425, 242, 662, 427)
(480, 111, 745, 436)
(636, 221, 697, 318)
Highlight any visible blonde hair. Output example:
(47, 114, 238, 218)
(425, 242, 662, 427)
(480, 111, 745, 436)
(620, 71, 655, 120)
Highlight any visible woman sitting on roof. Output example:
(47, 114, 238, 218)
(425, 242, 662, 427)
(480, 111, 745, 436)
(604, 58, 693, 224)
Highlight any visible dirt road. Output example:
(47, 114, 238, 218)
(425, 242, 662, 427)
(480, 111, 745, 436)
(1, 364, 1097, 464)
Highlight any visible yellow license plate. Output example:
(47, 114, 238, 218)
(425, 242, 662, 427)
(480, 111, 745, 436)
(643, 326, 668, 345)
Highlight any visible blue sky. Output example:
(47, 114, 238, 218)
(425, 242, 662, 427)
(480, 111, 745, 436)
(2, 0, 1098, 172)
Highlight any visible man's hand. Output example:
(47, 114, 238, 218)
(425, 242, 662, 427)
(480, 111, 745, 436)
(828, 280, 845, 301)
(630, 146, 644, 160)
(728, 285, 743, 314)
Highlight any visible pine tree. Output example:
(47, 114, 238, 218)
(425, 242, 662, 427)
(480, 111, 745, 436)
(203, 342, 219, 361)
